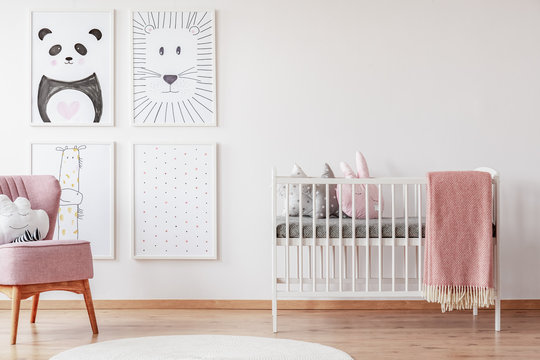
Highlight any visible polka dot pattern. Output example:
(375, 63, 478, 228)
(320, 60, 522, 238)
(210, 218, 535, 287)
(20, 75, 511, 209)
(134, 144, 215, 258)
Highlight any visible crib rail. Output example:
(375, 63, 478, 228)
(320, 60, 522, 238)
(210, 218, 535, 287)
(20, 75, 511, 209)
(271, 169, 500, 333)
(275, 177, 427, 184)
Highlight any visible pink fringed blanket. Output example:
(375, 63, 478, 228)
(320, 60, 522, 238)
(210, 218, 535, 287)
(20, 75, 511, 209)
(423, 171, 495, 312)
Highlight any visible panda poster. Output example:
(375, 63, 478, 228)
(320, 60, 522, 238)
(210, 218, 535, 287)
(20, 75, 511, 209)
(31, 11, 113, 126)
(31, 142, 115, 259)
(132, 11, 216, 126)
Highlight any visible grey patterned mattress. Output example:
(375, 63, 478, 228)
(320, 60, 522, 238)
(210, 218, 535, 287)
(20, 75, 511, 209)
(276, 216, 426, 239)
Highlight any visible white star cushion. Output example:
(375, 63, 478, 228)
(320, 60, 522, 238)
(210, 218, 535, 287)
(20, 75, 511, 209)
(280, 163, 339, 218)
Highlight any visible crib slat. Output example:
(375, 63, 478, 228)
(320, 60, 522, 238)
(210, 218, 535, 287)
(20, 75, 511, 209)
(356, 246, 360, 280)
(417, 184, 422, 291)
(352, 184, 356, 292)
(299, 185, 303, 292)
(319, 247, 323, 280)
(332, 247, 336, 279)
(285, 184, 290, 292)
(378, 184, 382, 292)
(414, 184, 418, 217)
(391, 184, 396, 292)
(325, 184, 330, 292)
(404, 184, 409, 292)
(338, 184, 343, 292)
(312, 184, 316, 291)
(365, 184, 370, 292)
(308, 246, 312, 280)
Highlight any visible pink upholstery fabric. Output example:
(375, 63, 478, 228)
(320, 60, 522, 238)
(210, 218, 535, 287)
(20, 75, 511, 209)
(0, 240, 93, 285)
(0, 176, 61, 240)
(0, 176, 93, 285)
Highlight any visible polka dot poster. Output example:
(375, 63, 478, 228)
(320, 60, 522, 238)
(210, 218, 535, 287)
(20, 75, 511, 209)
(133, 144, 216, 259)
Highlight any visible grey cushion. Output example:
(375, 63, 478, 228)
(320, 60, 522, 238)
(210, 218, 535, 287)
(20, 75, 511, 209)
(276, 216, 426, 238)
(314, 163, 339, 219)
(279, 164, 313, 216)
(280, 163, 340, 218)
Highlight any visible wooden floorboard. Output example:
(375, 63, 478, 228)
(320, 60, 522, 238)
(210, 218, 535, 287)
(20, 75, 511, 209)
(0, 309, 539, 359)
(0, 299, 538, 310)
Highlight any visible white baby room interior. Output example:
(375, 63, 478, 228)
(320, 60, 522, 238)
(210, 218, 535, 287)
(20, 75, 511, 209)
(0, 0, 539, 359)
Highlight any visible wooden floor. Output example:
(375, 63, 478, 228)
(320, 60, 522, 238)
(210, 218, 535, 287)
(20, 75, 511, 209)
(1, 308, 539, 359)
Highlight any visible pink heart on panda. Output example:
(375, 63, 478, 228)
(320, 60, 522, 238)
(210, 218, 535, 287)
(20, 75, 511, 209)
(57, 101, 80, 120)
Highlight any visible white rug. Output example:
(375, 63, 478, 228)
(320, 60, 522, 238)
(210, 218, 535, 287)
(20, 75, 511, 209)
(50, 335, 353, 360)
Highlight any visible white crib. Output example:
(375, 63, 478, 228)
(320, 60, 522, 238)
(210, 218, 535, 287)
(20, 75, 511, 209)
(271, 168, 501, 332)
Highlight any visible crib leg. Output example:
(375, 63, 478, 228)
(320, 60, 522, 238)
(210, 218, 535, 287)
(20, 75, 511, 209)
(495, 299, 501, 331)
(473, 304, 478, 316)
(272, 253, 278, 333)
(272, 294, 278, 333)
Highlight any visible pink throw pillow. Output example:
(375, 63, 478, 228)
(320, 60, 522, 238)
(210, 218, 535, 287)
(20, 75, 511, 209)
(337, 152, 383, 219)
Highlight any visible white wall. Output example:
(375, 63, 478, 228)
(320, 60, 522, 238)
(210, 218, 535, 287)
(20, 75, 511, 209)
(1, 0, 539, 300)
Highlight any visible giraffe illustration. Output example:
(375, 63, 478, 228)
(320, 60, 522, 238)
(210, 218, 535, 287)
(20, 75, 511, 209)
(56, 145, 86, 240)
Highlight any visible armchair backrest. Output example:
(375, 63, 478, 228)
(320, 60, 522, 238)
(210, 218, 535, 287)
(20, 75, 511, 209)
(0, 176, 61, 240)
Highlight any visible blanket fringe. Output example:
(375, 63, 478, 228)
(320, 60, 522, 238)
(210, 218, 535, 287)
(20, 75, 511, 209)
(422, 284, 495, 312)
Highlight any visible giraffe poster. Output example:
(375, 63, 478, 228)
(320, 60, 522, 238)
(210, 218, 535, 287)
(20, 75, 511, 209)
(31, 142, 115, 259)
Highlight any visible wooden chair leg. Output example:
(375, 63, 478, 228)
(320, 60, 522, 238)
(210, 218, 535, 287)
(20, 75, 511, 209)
(82, 280, 98, 334)
(11, 286, 21, 345)
(30, 294, 40, 323)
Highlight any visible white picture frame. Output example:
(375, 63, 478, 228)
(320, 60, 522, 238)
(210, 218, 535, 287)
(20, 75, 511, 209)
(131, 10, 216, 127)
(132, 143, 217, 259)
(30, 142, 115, 259)
(30, 10, 115, 127)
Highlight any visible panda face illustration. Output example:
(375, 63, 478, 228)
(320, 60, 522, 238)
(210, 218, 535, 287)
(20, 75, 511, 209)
(38, 27, 101, 82)
(36, 27, 104, 123)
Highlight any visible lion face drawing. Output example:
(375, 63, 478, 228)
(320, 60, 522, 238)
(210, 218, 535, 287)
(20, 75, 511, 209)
(133, 11, 215, 125)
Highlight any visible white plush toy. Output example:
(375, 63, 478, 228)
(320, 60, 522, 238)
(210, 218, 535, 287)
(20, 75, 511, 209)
(0, 195, 49, 245)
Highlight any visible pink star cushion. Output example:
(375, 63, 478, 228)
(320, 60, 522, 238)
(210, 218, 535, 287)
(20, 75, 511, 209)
(337, 152, 383, 219)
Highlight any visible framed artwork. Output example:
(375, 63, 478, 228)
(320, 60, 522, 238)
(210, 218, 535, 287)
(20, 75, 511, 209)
(31, 142, 115, 259)
(131, 11, 216, 126)
(132, 143, 217, 259)
(30, 11, 114, 126)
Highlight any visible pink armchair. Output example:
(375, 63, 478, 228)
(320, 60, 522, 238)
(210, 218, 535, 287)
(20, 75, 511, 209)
(0, 176, 97, 344)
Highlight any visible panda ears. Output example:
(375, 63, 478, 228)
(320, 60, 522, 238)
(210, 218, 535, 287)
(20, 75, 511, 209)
(38, 28, 52, 41)
(38, 28, 102, 41)
(89, 28, 102, 41)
